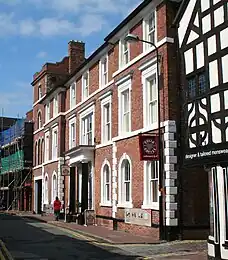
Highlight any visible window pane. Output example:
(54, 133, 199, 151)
(106, 123, 111, 140)
(105, 166, 109, 182)
(123, 41, 128, 52)
(123, 91, 129, 113)
(105, 104, 110, 122)
(125, 182, 130, 202)
(188, 78, 196, 98)
(124, 161, 130, 181)
(198, 73, 207, 94)
(106, 184, 110, 201)
(147, 161, 159, 203)
(149, 13, 155, 31)
(123, 112, 130, 132)
(152, 180, 158, 202)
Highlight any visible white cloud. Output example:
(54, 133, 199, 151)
(0, 13, 16, 36)
(77, 14, 107, 37)
(0, 0, 142, 37)
(36, 51, 47, 58)
(0, 81, 32, 117)
(0, 13, 109, 37)
(19, 19, 36, 35)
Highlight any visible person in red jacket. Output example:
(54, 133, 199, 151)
(53, 197, 61, 221)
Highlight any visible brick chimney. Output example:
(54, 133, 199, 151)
(68, 40, 85, 74)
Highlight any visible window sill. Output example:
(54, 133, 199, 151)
(99, 202, 112, 207)
(117, 202, 133, 209)
(142, 203, 159, 211)
(33, 165, 42, 170)
(96, 141, 113, 149)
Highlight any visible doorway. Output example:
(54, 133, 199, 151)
(35, 179, 42, 214)
(76, 162, 93, 224)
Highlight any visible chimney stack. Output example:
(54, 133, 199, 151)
(68, 40, 85, 74)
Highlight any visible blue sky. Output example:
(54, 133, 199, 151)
(0, 0, 141, 118)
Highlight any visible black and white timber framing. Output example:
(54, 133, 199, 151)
(178, 0, 228, 166)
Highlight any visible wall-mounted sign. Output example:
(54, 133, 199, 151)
(139, 134, 159, 161)
(125, 208, 151, 227)
(61, 165, 70, 176)
(184, 145, 228, 166)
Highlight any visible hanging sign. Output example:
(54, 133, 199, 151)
(139, 134, 159, 161)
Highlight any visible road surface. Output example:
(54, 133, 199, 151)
(0, 213, 207, 259)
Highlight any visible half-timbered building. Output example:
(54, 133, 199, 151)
(174, 0, 228, 259)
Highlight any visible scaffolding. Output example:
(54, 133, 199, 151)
(0, 117, 33, 212)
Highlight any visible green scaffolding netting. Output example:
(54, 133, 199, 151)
(0, 150, 24, 174)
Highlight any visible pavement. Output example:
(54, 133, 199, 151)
(0, 211, 208, 259)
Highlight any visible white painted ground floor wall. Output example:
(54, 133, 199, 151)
(208, 166, 228, 260)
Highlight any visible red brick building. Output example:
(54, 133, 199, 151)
(32, 41, 85, 213)
(32, 0, 181, 240)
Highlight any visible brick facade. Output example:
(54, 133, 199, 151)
(32, 0, 181, 239)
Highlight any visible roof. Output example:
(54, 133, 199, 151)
(172, 0, 188, 26)
(63, 1, 153, 85)
(104, 0, 152, 42)
(38, 0, 181, 98)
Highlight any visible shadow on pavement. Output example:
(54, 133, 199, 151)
(0, 213, 139, 259)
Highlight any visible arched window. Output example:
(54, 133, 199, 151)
(38, 139, 41, 165)
(52, 173, 57, 202)
(44, 175, 49, 204)
(41, 139, 44, 164)
(35, 142, 38, 166)
(118, 154, 132, 207)
(37, 111, 42, 129)
(100, 160, 111, 205)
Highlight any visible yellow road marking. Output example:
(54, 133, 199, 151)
(53, 225, 97, 241)
(0, 248, 6, 260)
(0, 240, 14, 260)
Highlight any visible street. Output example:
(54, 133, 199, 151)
(0, 213, 207, 259)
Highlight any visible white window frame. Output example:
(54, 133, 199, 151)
(38, 84, 42, 99)
(100, 159, 112, 206)
(45, 103, 50, 122)
(119, 35, 130, 68)
(82, 71, 89, 100)
(70, 83, 76, 109)
(101, 95, 112, 144)
(44, 131, 50, 162)
(52, 171, 57, 203)
(37, 110, 42, 129)
(117, 153, 133, 208)
(143, 10, 157, 52)
(117, 77, 132, 136)
(44, 174, 49, 204)
(52, 126, 58, 160)
(99, 55, 108, 87)
(142, 161, 159, 210)
(142, 63, 158, 128)
(69, 117, 76, 149)
(53, 95, 58, 116)
(79, 105, 95, 145)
